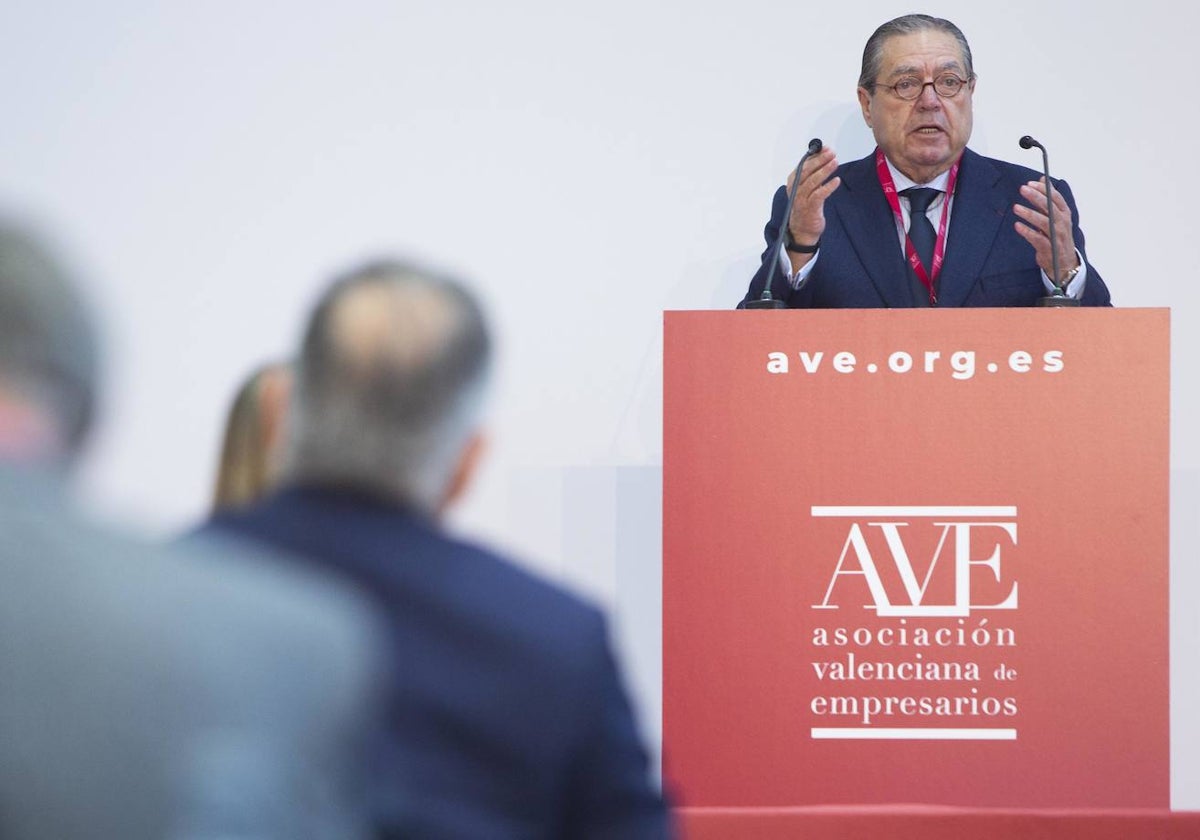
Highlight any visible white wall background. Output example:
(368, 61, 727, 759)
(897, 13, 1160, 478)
(2, 0, 1196, 807)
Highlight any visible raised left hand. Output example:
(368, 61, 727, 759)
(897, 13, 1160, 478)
(1013, 178, 1079, 284)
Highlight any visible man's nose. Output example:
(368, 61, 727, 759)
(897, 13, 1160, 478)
(916, 83, 942, 108)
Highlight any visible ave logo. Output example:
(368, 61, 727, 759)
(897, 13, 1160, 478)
(811, 506, 1018, 618)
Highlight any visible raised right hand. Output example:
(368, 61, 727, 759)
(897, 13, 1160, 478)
(785, 147, 841, 255)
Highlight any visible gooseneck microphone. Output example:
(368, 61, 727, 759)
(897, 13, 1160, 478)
(1019, 135, 1079, 307)
(745, 138, 823, 309)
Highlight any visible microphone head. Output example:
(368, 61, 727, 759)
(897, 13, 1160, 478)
(807, 138, 823, 154)
(1019, 135, 1040, 150)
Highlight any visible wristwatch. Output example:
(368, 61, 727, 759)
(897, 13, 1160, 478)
(785, 230, 820, 254)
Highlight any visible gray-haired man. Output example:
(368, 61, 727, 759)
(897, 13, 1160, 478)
(0, 219, 387, 840)
(200, 260, 674, 839)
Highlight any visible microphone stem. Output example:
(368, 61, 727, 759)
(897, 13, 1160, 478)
(1039, 146, 1062, 292)
(761, 147, 818, 301)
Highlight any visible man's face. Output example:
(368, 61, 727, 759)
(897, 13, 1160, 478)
(857, 29, 974, 183)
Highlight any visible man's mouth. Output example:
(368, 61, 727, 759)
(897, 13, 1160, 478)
(913, 126, 944, 135)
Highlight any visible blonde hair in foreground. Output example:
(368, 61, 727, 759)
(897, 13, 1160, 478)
(212, 361, 292, 511)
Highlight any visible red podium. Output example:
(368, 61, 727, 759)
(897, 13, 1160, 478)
(663, 309, 1172, 826)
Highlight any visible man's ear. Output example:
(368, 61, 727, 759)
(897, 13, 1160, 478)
(857, 86, 874, 128)
(0, 389, 64, 463)
(439, 430, 487, 514)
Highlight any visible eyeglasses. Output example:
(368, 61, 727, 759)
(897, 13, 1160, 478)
(874, 74, 972, 101)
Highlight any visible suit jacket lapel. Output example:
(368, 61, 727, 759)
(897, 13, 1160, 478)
(836, 155, 914, 307)
(937, 149, 1008, 307)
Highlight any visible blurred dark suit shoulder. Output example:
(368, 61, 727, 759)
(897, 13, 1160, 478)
(199, 484, 673, 840)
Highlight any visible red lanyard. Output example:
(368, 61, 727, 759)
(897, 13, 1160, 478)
(875, 148, 960, 305)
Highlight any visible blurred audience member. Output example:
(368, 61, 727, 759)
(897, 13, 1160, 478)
(0, 218, 386, 840)
(212, 361, 292, 511)
(197, 260, 674, 839)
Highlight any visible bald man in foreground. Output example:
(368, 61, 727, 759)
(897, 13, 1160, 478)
(196, 261, 672, 839)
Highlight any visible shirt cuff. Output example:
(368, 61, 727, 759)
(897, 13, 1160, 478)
(1040, 248, 1088, 298)
(779, 242, 820, 290)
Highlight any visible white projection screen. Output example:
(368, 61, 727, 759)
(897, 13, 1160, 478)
(2, 1, 1196, 807)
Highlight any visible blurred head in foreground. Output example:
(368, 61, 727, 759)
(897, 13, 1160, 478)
(0, 218, 383, 839)
(212, 360, 293, 511)
(0, 221, 98, 467)
(200, 259, 671, 838)
(287, 259, 490, 515)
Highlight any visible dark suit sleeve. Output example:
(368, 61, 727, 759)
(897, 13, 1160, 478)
(1057, 179, 1112, 307)
(738, 186, 798, 308)
(561, 614, 675, 839)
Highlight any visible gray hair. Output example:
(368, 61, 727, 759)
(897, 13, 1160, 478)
(286, 260, 491, 512)
(858, 14, 974, 91)
(0, 220, 99, 458)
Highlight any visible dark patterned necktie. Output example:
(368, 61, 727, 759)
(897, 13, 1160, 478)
(902, 187, 940, 274)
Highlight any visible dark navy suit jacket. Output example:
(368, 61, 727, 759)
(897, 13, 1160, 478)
(740, 147, 1112, 308)
(198, 485, 671, 840)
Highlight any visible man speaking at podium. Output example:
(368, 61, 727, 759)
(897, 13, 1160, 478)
(739, 14, 1112, 309)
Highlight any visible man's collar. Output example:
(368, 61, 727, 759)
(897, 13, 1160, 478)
(884, 156, 954, 193)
